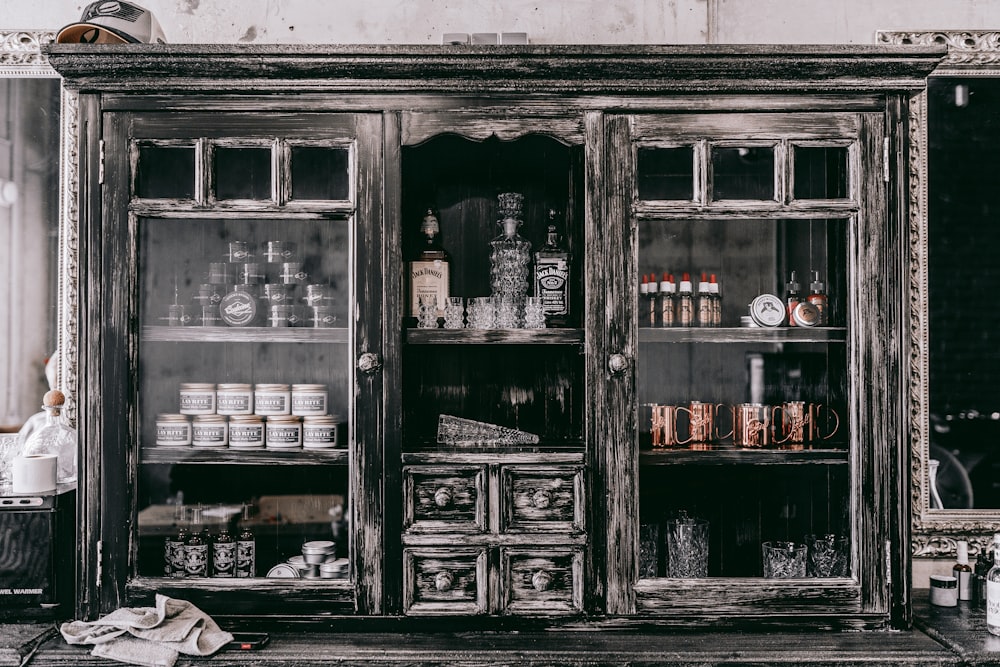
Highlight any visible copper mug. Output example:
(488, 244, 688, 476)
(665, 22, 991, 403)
(732, 402, 781, 448)
(777, 401, 840, 446)
(682, 401, 728, 444)
(651, 404, 685, 448)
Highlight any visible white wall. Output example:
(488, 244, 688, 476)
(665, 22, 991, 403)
(8, 0, 1000, 45)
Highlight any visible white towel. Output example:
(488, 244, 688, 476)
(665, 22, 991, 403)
(60, 594, 234, 667)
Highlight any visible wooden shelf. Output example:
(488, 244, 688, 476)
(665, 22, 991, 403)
(141, 446, 348, 465)
(639, 327, 847, 344)
(639, 445, 848, 465)
(142, 325, 348, 343)
(405, 328, 584, 345)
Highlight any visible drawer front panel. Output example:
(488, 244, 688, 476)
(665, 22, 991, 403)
(501, 466, 584, 533)
(403, 548, 488, 616)
(501, 548, 584, 616)
(404, 465, 486, 534)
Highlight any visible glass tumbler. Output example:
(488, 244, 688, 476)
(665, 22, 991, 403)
(665, 515, 709, 578)
(417, 295, 438, 329)
(805, 534, 849, 577)
(762, 541, 807, 578)
(443, 297, 465, 329)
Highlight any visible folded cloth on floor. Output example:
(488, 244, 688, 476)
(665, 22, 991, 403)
(60, 593, 234, 667)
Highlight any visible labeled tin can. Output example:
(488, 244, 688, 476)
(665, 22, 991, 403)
(269, 304, 303, 327)
(303, 415, 339, 449)
(748, 293, 786, 327)
(228, 415, 264, 449)
(292, 384, 328, 416)
(264, 241, 295, 264)
(200, 305, 222, 326)
(254, 384, 291, 415)
(228, 241, 253, 263)
(309, 306, 338, 328)
(220, 289, 260, 327)
(791, 301, 821, 327)
(240, 263, 265, 284)
(265, 415, 302, 449)
(179, 383, 217, 415)
(263, 283, 295, 305)
(305, 284, 335, 308)
(280, 262, 308, 284)
(216, 383, 254, 415)
(194, 283, 223, 308)
(208, 262, 230, 285)
(168, 304, 192, 327)
(192, 414, 228, 448)
(156, 414, 192, 447)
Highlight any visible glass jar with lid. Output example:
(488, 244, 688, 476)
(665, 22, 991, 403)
(291, 384, 328, 416)
(265, 415, 302, 449)
(302, 415, 339, 449)
(156, 414, 192, 447)
(254, 384, 291, 416)
(217, 383, 254, 416)
(179, 383, 217, 415)
(228, 415, 264, 449)
(191, 415, 228, 448)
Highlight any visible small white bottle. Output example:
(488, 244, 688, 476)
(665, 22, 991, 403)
(954, 540, 972, 601)
(987, 533, 1000, 634)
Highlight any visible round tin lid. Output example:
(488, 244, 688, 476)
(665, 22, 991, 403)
(739, 315, 759, 328)
(266, 563, 300, 578)
(791, 301, 821, 327)
(749, 294, 786, 327)
(302, 540, 335, 554)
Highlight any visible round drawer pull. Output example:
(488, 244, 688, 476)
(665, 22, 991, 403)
(532, 569, 553, 592)
(434, 487, 453, 508)
(531, 489, 552, 509)
(434, 571, 454, 592)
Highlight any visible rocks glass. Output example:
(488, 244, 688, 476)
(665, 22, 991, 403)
(762, 541, 807, 578)
(443, 297, 465, 329)
(523, 296, 546, 329)
(665, 513, 709, 578)
(417, 295, 439, 329)
(805, 534, 849, 577)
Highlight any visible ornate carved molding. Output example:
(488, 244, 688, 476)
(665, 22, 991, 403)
(0, 30, 56, 75)
(880, 28, 1000, 558)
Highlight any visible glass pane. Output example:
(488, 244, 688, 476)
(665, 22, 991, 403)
(136, 216, 351, 581)
(637, 147, 694, 200)
(291, 146, 350, 200)
(214, 147, 272, 200)
(136, 145, 195, 199)
(794, 146, 849, 199)
(711, 146, 775, 201)
(636, 217, 849, 580)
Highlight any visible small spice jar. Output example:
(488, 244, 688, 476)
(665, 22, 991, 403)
(216, 383, 254, 416)
(292, 384, 328, 416)
(302, 415, 339, 449)
(155, 414, 192, 447)
(265, 415, 302, 449)
(254, 384, 291, 415)
(228, 415, 264, 449)
(930, 574, 959, 607)
(179, 383, 216, 415)
(191, 414, 228, 448)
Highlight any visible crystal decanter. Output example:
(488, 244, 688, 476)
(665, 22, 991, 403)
(21, 389, 77, 484)
(490, 192, 532, 307)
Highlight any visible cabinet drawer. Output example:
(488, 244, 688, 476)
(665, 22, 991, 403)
(404, 465, 486, 534)
(501, 466, 584, 533)
(403, 548, 488, 616)
(500, 548, 584, 616)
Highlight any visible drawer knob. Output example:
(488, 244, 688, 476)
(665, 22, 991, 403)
(531, 569, 553, 592)
(434, 487, 453, 508)
(357, 352, 382, 374)
(434, 571, 454, 592)
(608, 353, 629, 375)
(531, 489, 552, 509)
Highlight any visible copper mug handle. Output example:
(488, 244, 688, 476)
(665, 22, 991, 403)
(674, 406, 695, 445)
(715, 403, 734, 441)
(772, 404, 794, 445)
(813, 404, 840, 440)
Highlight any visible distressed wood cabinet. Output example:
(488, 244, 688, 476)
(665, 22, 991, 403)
(47, 44, 942, 630)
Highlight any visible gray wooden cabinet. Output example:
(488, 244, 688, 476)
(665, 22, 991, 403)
(46, 44, 942, 630)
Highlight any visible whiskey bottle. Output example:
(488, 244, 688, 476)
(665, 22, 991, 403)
(236, 504, 256, 578)
(408, 207, 450, 321)
(533, 211, 571, 326)
(164, 504, 188, 577)
(184, 506, 209, 577)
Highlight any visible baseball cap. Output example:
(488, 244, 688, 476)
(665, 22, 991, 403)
(56, 1, 167, 44)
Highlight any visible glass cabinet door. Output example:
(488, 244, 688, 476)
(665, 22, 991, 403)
(95, 112, 383, 616)
(610, 111, 892, 621)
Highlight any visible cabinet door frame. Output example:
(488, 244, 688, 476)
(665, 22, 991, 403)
(597, 105, 905, 628)
(81, 107, 386, 618)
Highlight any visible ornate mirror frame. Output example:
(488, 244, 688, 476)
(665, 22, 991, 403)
(0, 30, 78, 422)
(876, 30, 1000, 558)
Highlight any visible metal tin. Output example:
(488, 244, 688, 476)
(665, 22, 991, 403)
(200, 305, 222, 327)
(266, 563, 300, 578)
(264, 241, 295, 263)
(303, 415, 339, 449)
(179, 383, 216, 415)
(191, 414, 228, 448)
(155, 414, 191, 447)
(319, 558, 349, 579)
(216, 383, 254, 415)
(740, 315, 760, 328)
(280, 262, 308, 284)
(240, 263, 265, 284)
(292, 384, 328, 416)
(269, 304, 303, 327)
(228, 241, 253, 263)
(265, 415, 302, 449)
(194, 283, 223, 307)
(748, 293, 786, 328)
(228, 415, 265, 449)
(263, 283, 295, 305)
(168, 304, 192, 327)
(220, 290, 260, 327)
(304, 284, 335, 308)
(207, 262, 230, 285)
(309, 306, 338, 328)
(301, 540, 335, 564)
(254, 384, 291, 415)
(791, 301, 821, 328)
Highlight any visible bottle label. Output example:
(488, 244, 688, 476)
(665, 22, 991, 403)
(988, 579, 1000, 625)
(168, 539, 187, 577)
(213, 541, 236, 577)
(410, 260, 449, 318)
(535, 259, 569, 317)
(164, 538, 180, 575)
(237, 540, 256, 577)
(184, 544, 208, 576)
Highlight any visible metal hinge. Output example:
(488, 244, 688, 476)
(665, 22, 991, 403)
(883, 138, 890, 183)
(98, 140, 105, 185)
(96, 540, 103, 587)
